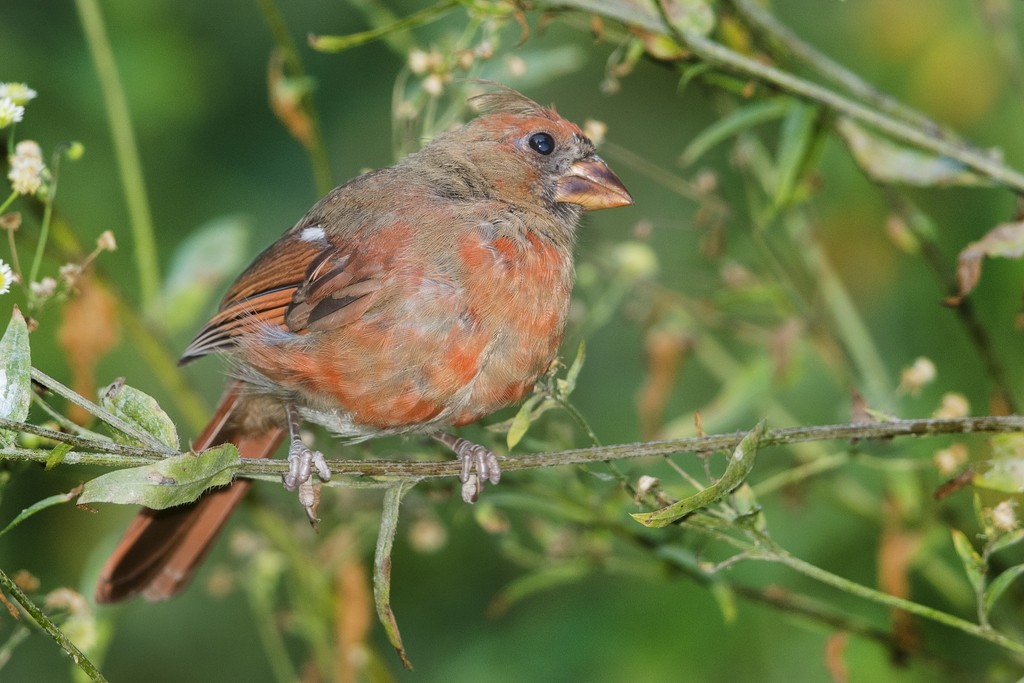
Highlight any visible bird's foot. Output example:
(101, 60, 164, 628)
(283, 438, 332, 491)
(432, 431, 501, 503)
(283, 437, 332, 527)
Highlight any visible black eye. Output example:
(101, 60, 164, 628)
(528, 132, 555, 155)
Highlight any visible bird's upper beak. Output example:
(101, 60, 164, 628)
(554, 156, 633, 211)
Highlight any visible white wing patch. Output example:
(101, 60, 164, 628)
(300, 225, 327, 243)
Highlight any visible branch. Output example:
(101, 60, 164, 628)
(546, 0, 1024, 193)
(0, 568, 107, 682)
(3, 415, 1021, 481)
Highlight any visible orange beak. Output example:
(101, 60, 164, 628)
(554, 155, 633, 211)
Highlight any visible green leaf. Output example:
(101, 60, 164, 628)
(0, 307, 31, 448)
(710, 581, 738, 624)
(662, 0, 716, 36)
(78, 444, 239, 509)
(506, 393, 547, 450)
(99, 379, 179, 450)
(680, 97, 792, 165)
(556, 340, 586, 397)
(773, 102, 821, 209)
(984, 563, 1024, 617)
(374, 482, 415, 670)
(44, 442, 72, 470)
(836, 117, 987, 187)
(632, 420, 765, 528)
(974, 434, 1024, 494)
(310, 0, 456, 53)
(990, 528, 1024, 555)
(0, 487, 81, 538)
(158, 216, 251, 333)
(731, 482, 767, 533)
(950, 528, 985, 594)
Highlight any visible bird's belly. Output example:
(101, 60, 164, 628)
(243, 228, 573, 433)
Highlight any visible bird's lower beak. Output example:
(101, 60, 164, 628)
(554, 156, 633, 210)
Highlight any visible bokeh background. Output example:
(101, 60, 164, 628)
(3, 1, 1024, 681)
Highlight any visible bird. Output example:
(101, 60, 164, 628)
(95, 85, 632, 603)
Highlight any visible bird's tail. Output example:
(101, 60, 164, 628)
(95, 382, 284, 603)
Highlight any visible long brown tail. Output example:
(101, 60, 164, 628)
(95, 383, 285, 603)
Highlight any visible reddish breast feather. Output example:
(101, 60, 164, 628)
(448, 226, 573, 425)
(241, 222, 572, 432)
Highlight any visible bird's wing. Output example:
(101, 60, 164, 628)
(179, 225, 386, 364)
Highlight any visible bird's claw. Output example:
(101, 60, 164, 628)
(451, 438, 501, 504)
(283, 439, 331, 492)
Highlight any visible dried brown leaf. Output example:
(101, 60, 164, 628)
(268, 49, 313, 149)
(56, 274, 119, 424)
(948, 220, 1024, 306)
(824, 631, 848, 683)
(636, 327, 691, 439)
(878, 499, 921, 657)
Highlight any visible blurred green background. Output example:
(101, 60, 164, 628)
(3, 0, 1024, 681)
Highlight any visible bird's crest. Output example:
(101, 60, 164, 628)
(468, 82, 559, 121)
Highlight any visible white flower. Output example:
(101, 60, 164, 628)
(0, 83, 37, 105)
(0, 97, 24, 129)
(29, 276, 56, 299)
(7, 140, 47, 195)
(583, 119, 608, 146)
(13, 140, 42, 161)
(408, 49, 431, 75)
(899, 357, 936, 396)
(505, 55, 527, 77)
(0, 259, 12, 295)
(992, 500, 1018, 532)
(422, 73, 444, 97)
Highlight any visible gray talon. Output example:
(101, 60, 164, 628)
(284, 439, 329, 492)
(432, 431, 502, 503)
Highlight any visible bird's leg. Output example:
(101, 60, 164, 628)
(283, 404, 332, 492)
(431, 431, 501, 503)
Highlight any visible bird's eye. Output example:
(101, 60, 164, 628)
(528, 132, 555, 155)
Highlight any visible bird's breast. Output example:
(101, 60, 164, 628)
(445, 223, 574, 425)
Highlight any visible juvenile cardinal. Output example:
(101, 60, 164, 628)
(95, 86, 632, 602)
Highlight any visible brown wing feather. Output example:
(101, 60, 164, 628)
(180, 229, 386, 364)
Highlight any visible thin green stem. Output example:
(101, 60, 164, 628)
(256, 0, 333, 196)
(45, 213, 211, 432)
(762, 543, 1024, 656)
(30, 368, 174, 453)
(0, 568, 108, 682)
(677, 29, 1024, 192)
(890, 194, 1019, 412)
(726, 0, 962, 143)
(74, 0, 160, 315)
(0, 191, 17, 216)
(27, 148, 62, 288)
(752, 451, 850, 496)
(598, 0, 1024, 193)
(30, 392, 109, 440)
(555, 397, 601, 447)
(790, 215, 894, 405)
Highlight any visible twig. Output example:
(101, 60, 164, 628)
(0, 568, 107, 682)
(888, 193, 1019, 412)
(30, 368, 173, 453)
(760, 542, 1024, 656)
(256, 0, 334, 196)
(4, 415, 1022, 479)
(725, 0, 962, 144)
(554, 0, 1024, 193)
(674, 26, 1024, 193)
